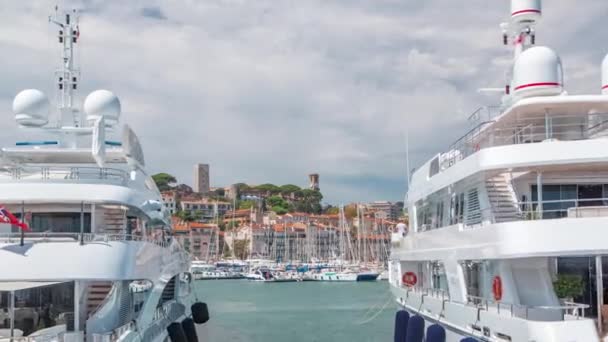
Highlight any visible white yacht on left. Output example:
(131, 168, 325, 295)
(0, 8, 208, 342)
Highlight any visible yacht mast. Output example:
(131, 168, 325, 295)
(49, 7, 81, 128)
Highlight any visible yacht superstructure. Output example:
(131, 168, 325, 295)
(0, 8, 207, 342)
(390, 1, 608, 341)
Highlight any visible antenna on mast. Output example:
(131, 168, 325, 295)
(49, 6, 81, 128)
(479, 0, 543, 105)
(502, 0, 541, 59)
(404, 129, 411, 206)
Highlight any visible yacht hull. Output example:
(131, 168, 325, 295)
(389, 282, 599, 342)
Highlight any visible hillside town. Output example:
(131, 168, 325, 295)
(158, 163, 406, 264)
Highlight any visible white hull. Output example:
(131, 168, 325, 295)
(389, 276, 598, 341)
(305, 271, 379, 282)
(193, 271, 242, 280)
(309, 273, 358, 282)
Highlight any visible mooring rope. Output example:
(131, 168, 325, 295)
(355, 292, 394, 325)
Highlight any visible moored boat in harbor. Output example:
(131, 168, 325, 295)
(390, 1, 608, 340)
(0, 8, 209, 341)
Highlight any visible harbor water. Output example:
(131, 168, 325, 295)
(195, 280, 395, 342)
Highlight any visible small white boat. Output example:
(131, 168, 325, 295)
(306, 269, 379, 282)
(245, 269, 298, 282)
(245, 269, 272, 281)
(191, 263, 243, 280)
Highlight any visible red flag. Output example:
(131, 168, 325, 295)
(0, 206, 29, 231)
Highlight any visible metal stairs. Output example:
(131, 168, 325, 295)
(87, 281, 113, 317)
(161, 276, 176, 303)
(485, 174, 521, 223)
(103, 206, 126, 233)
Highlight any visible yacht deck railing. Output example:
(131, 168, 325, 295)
(0, 232, 173, 248)
(466, 295, 589, 320)
(515, 197, 608, 220)
(442, 112, 608, 171)
(0, 166, 128, 185)
(399, 285, 589, 322)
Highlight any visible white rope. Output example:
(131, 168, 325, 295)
(355, 293, 394, 325)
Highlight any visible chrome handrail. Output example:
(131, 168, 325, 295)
(0, 232, 174, 248)
(441, 112, 608, 170)
(465, 295, 589, 320)
(0, 166, 128, 185)
(399, 288, 590, 322)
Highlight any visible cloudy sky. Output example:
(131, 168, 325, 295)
(0, 0, 607, 204)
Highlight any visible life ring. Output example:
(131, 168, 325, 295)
(402, 272, 417, 287)
(492, 276, 502, 301)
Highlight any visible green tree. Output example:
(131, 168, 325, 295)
(152, 173, 177, 191)
(176, 210, 202, 222)
(234, 183, 250, 192)
(267, 195, 288, 208)
(225, 220, 239, 230)
(239, 200, 256, 210)
(272, 206, 288, 215)
(325, 206, 339, 215)
(280, 184, 301, 195)
(344, 204, 358, 219)
(255, 184, 281, 194)
(222, 244, 232, 258)
(233, 239, 250, 260)
(293, 189, 323, 214)
(212, 188, 226, 197)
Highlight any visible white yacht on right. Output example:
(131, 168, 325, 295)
(390, 0, 608, 341)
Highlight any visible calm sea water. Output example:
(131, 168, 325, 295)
(194, 280, 396, 342)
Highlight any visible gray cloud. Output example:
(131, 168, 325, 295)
(140, 6, 167, 21)
(0, 0, 606, 203)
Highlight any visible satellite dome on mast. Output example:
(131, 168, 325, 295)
(512, 46, 563, 98)
(84, 90, 121, 127)
(12, 89, 50, 127)
(602, 54, 608, 95)
(511, 0, 542, 24)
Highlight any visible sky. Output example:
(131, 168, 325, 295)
(0, 0, 606, 204)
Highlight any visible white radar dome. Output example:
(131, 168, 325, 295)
(511, 0, 541, 24)
(12, 89, 50, 127)
(84, 90, 121, 126)
(602, 54, 608, 95)
(512, 46, 563, 98)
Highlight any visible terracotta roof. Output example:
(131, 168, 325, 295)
(283, 212, 312, 219)
(310, 214, 339, 219)
(181, 198, 231, 205)
(225, 209, 251, 218)
(272, 224, 285, 232)
(173, 224, 190, 232)
(190, 222, 219, 230)
(171, 218, 219, 232)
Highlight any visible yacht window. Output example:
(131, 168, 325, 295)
(451, 193, 465, 224)
(435, 201, 444, 229)
(459, 193, 465, 222)
(462, 261, 481, 298)
(431, 262, 448, 292)
(450, 195, 456, 225)
(429, 157, 440, 178)
(531, 184, 600, 219)
(26, 213, 91, 233)
(0, 282, 75, 336)
(466, 188, 481, 225)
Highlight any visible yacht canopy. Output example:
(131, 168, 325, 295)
(499, 95, 608, 123)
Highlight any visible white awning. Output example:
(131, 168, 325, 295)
(0, 281, 61, 292)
